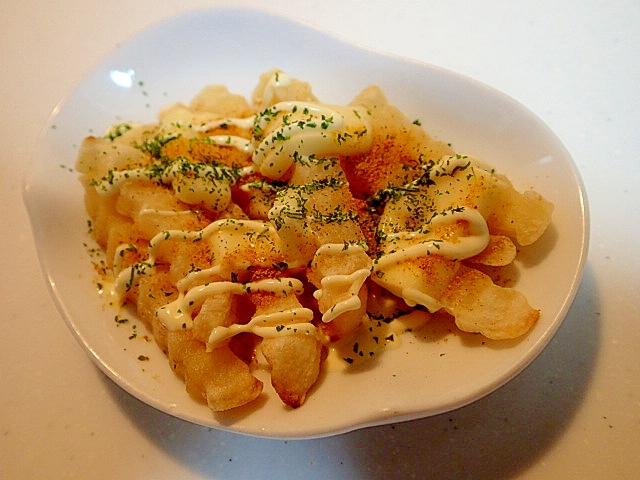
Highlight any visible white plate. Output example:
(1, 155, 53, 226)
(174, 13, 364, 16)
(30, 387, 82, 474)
(23, 7, 588, 439)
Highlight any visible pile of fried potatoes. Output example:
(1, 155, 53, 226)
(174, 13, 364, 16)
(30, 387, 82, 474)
(75, 70, 553, 412)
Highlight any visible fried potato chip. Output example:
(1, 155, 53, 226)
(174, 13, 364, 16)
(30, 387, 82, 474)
(189, 84, 253, 118)
(192, 293, 235, 344)
(260, 333, 323, 408)
(167, 327, 263, 411)
(486, 188, 554, 246)
(252, 68, 317, 109)
(373, 254, 461, 312)
(344, 86, 454, 199)
(75, 136, 149, 186)
(184, 344, 263, 412)
(135, 267, 176, 352)
(468, 235, 517, 267)
(308, 244, 372, 340)
(440, 264, 539, 339)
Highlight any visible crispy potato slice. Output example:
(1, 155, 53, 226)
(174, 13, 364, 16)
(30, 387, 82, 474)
(116, 180, 204, 239)
(184, 344, 263, 412)
(167, 328, 199, 379)
(308, 244, 372, 341)
(486, 188, 554, 246)
(159, 239, 214, 286)
(85, 189, 125, 250)
(373, 254, 461, 312)
(468, 235, 517, 267)
(192, 293, 235, 344)
(160, 136, 251, 171)
(189, 84, 253, 118)
(105, 219, 149, 272)
(77, 71, 555, 414)
(167, 328, 263, 410)
(252, 68, 317, 109)
(440, 265, 539, 339)
(318, 286, 368, 342)
(344, 86, 454, 199)
(75, 136, 149, 187)
(424, 157, 553, 246)
(135, 269, 176, 353)
(260, 333, 323, 408)
(270, 182, 365, 264)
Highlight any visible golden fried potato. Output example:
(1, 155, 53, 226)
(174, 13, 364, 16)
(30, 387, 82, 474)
(318, 286, 368, 342)
(77, 70, 554, 415)
(75, 136, 148, 186)
(260, 333, 323, 408)
(344, 85, 454, 199)
(486, 188, 554, 246)
(135, 269, 176, 353)
(89, 192, 128, 252)
(192, 293, 235, 344)
(308, 244, 372, 340)
(189, 84, 253, 118)
(166, 328, 263, 411)
(116, 180, 204, 239)
(468, 235, 517, 267)
(270, 182, 366, 264)
(252, 68, 317, 109)
(373, 254, 461, 312)
(184, 344, 263, 412)
(440, 265, 539, 339)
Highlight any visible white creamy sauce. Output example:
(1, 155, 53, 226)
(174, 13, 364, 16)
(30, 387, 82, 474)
(311, 243, 372, 323)
(324, 309, 432, 371)
(316, 268, 371, 323)
(206, 135, 252, 153)
(375, 209, 489, 269)
(157, 277, 307, 329)
(251, 100, 372, 179)
(111, 217, 317, 347)
(113, 218, 273, 298)
(154, 276, 317, 350)
(207, 309, 316, 347)
(192, 117, 255, 132)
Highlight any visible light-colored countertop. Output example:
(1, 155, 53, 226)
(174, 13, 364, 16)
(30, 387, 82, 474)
(2, 1, 638, 478)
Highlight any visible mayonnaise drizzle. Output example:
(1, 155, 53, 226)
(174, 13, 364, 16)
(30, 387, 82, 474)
(311, 243, 372, 323)
(111, 217, 318, 348)
(112, 218, 276, 300)
(369, 153, 493, 311)
(372, 207, 490, 311)
(192, 117, 254, 132)
(206, 135, 252, 153)
(251, 101, 371, 179)
(375, 208, 490, 269)
(156, 277, 308, 332)
(207, 308, 316, 348)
